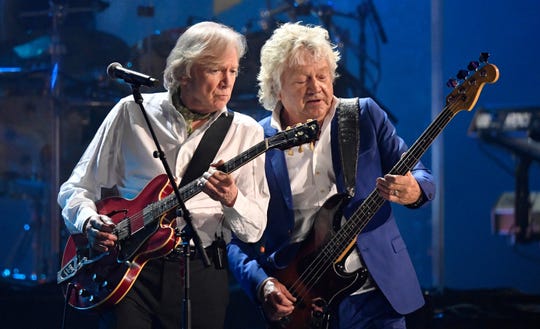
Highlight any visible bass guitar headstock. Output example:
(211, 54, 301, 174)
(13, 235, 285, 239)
(445, 52, 499, 115)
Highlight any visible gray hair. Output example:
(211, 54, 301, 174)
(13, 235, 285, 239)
(163, 21, 247, 91)
(257, 22, 341, 111)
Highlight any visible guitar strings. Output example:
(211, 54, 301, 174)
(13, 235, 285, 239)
(286, 99, 462, 303)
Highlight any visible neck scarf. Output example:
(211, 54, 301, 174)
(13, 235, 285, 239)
(172, 91, 212, 134)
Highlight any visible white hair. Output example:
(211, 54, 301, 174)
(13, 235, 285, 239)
(257, 22, 341, 111)
(163, 21, 247, 92)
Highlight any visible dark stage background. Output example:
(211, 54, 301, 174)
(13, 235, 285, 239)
(1, 0, 539, 328)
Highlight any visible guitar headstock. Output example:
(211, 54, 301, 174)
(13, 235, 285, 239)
(445, 52, 499, 114)
(267, 120, 320, 152)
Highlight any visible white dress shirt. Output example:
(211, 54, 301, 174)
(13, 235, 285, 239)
(270, 98, 338, 243)
(58, 92, 269, 247)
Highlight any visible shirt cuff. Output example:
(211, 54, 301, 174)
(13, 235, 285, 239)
(405, 191, 426, 209)
(256, 277, 274, 303)
(76, 207, 99, 233)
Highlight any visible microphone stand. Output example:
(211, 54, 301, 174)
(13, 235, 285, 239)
(129, 83, 211, 329)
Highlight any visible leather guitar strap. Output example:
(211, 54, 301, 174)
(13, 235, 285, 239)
(337, 98, 360, 197)
(179, 111, 234, 188)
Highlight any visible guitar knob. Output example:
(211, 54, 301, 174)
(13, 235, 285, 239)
(479, 52, 490, 63)
(78, 289, 95, 302)
(467, 61, 479, 71)
(92, 273, 104, 283)
(446, 78, 458, 88)
(92, 273, 110, 288)
(456, 69, 469, 80)
(78, 289, 88, 296)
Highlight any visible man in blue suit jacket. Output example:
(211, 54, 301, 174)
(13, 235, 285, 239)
(228, 22, 435, 329)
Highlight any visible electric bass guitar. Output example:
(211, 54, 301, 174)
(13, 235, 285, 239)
(268, 54, 499, 329)
(58, 120, 320, 310)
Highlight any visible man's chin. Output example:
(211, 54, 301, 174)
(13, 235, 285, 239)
(305, 104, 329, 117)
(215, 98, 230, 108)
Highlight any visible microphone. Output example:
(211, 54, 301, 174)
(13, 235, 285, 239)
(107, 62, 159, 87)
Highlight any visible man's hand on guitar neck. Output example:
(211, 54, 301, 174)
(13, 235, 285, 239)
(200, 160, 238, 208)
(261, 278, 297, 321)
(84, 215, 117, 253)
(376, 171, 423, 206)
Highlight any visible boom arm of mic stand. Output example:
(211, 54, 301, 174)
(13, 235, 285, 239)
(129, 84, 211, 267)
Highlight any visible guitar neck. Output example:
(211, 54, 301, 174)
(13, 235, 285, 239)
(326, 61, 499, 252)
(340, 105, 457, 245)
(128, 119, 320, 233)
(144, 139, 271, 223)
(183, 139, 269, 198)
(391, 106, 455, 176)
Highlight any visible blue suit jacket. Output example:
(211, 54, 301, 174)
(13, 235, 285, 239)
(228, 98, 436, 315)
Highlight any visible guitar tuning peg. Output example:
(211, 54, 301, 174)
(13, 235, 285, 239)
(479, 52, 490, 63)
(467, 61, 479, 71)
(456, 69, 469, 80)
(446, 78, 458, 88)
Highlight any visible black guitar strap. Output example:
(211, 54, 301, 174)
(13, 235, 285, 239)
(337, 98, 360, 197)
(179, 111, 234, 188)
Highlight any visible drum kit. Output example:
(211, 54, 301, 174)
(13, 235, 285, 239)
(0, 0, 389, 283)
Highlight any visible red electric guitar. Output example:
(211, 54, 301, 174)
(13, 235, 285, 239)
(267, 55, 499, 328)
(58, 120, 320, 310)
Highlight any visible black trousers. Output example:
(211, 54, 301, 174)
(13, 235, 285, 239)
(99, 251, 229, 329)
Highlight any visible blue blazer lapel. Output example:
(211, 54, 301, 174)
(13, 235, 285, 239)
(267, 148, 293, 209)
(261, 118, 294, 210)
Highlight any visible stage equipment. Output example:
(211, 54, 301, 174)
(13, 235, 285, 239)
(0, 95, 55, 283)
(0, 0, 123, 284)
(469, 107, 540, 242)
(492, 192, 540, 240)
(128, 27, 187, 93)
(254, 0, 396, 122)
